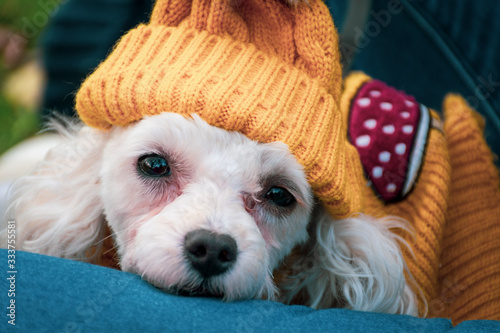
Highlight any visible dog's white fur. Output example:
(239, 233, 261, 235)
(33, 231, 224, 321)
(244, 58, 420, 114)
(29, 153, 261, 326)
(1, 112, 418, 315)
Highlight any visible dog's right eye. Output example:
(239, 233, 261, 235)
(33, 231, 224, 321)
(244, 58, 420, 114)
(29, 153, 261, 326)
(137, 154, 171, 177)
(264, 187, 296, 207)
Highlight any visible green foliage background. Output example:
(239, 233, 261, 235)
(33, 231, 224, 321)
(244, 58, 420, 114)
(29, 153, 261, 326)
(0, 0, 47, 154)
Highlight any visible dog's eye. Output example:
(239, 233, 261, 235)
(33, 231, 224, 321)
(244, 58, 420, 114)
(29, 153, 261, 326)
(137, 154, 171, 177)
(264, 187, 296, 207)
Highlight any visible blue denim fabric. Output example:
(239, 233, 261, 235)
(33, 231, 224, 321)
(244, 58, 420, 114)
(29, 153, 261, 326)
(1, 249, 499, 332)
(344, 0, 500, 163)
(40, 0, 154, 120)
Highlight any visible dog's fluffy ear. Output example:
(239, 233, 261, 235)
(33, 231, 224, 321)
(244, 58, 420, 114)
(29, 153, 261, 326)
(2, 121, 109, 262)
(280, 205, 419, 315)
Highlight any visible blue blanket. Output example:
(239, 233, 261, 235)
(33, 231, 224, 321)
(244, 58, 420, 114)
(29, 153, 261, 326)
(1, 249, 498, 332)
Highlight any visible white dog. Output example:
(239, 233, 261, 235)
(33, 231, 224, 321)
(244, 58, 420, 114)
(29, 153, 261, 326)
(2, 112, 418, 315)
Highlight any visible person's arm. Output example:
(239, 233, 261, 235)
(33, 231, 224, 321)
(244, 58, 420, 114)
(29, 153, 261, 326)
(2, 249, 498, 332)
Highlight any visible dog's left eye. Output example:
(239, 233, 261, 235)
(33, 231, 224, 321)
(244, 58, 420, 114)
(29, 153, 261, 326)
(137, 154, 171, 177)
(264, 187, 296, 207)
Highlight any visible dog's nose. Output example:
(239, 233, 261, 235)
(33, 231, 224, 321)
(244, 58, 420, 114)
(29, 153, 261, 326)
(184, 229, 238, 278)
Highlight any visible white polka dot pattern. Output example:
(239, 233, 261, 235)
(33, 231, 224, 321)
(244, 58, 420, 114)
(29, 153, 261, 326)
(403, 125, 414, 134)
(383, 125, 395, 134)
(379, 151, 391, 163)
(400, 111, 410, 119)
(357, 98, 371, 107)
(364, 119, 377, 129)
(404, 100, 414, 107)
(395, 143, 406, 155)
(380, 102, 393, 111)
(355, 135, 371, 147)
(349, 79, 431, 201)
(386, 183, 397, 193)
(372, 166, 383, 178)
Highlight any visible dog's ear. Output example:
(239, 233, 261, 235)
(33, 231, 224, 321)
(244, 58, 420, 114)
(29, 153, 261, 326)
(279, 205, 419, 315)
(2, 121, 110, 263)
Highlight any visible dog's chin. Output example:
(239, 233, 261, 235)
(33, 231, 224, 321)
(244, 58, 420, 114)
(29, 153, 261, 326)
(166, 284, 225, 299)
(143, 274, 272, 301)
(130, 261, 277, 301)
(146, 276, 242, 301)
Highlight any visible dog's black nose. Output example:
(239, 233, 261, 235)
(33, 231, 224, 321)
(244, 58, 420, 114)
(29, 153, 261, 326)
(184, 229, 237, 278)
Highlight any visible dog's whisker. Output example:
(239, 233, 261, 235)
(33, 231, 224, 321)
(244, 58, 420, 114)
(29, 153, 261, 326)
(102, 245, 120, 256)
(92, 225, 134, 247)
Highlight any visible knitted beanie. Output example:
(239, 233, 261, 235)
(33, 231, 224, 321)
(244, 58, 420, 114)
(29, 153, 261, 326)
(75, 0, 365, 220)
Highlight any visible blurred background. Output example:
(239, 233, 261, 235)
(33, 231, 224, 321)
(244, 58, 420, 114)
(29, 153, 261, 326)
(0, 0, 44, 155)
(0, 0, 155, 157)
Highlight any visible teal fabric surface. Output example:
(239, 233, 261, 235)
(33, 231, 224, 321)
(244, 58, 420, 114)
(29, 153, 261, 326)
(1, 249, 499, 332)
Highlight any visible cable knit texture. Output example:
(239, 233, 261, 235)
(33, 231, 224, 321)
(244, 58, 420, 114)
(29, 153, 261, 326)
(76, 0, 365, 219)
(438, 94, 500, 324)
(342, 72, 500, 323)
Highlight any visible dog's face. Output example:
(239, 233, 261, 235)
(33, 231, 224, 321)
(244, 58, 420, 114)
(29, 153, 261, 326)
(100, 113, 313, 300)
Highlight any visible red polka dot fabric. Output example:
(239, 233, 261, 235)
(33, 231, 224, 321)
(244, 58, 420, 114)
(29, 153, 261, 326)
(349, 80, 431, 201)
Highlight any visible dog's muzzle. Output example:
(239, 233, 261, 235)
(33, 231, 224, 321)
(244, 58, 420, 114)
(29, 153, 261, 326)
(184, 229, 238, 278)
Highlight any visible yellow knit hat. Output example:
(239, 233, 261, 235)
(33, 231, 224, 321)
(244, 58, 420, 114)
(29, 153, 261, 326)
(76, 0, 365, 219)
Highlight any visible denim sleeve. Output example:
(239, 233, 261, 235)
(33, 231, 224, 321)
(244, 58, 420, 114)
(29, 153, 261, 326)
(40, 0, 155, 119)
(344, 0, 500, 164)
(1, 249, 498, 332)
